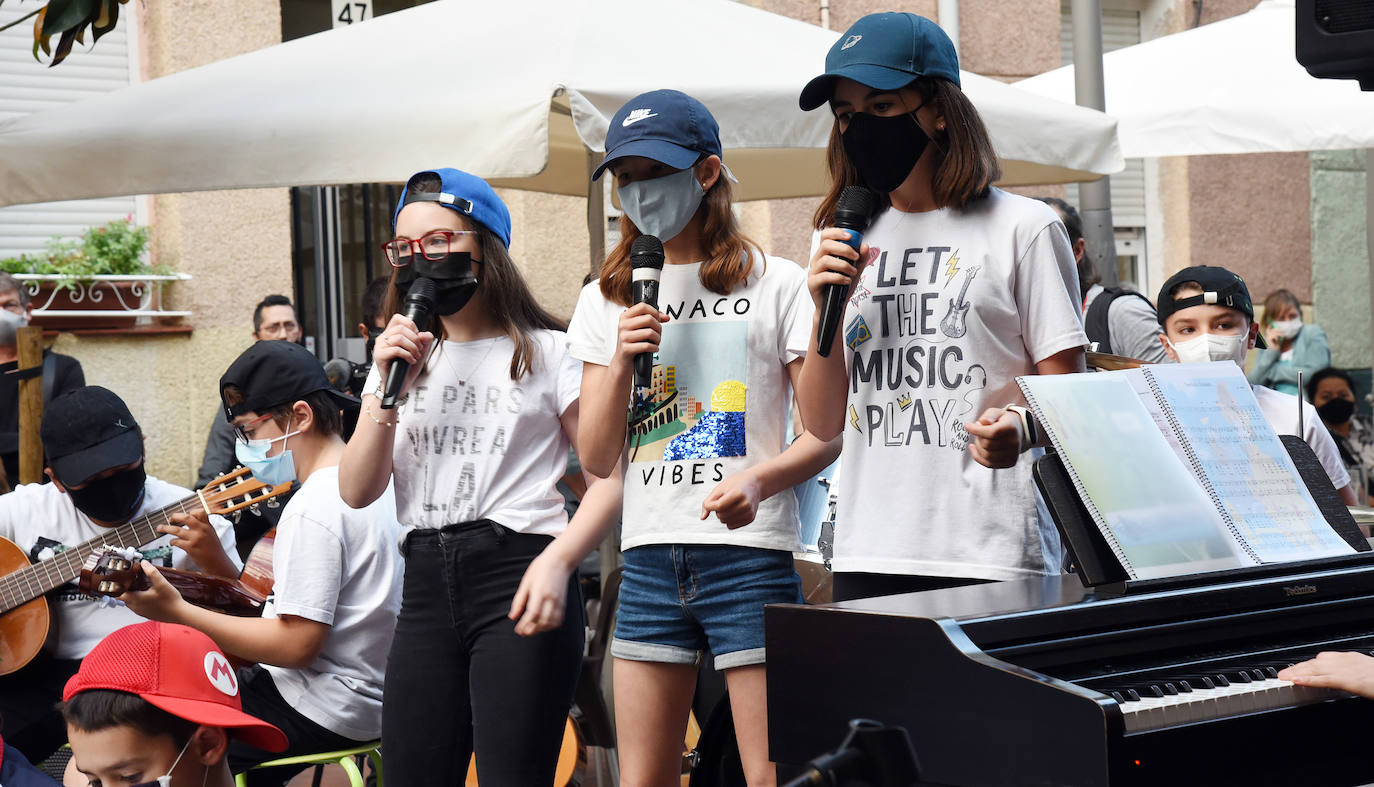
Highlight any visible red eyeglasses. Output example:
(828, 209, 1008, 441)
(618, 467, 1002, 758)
(381, 230, 477, 266)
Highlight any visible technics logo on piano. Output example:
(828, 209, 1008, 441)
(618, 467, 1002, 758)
(1283, 584, 1318, 597)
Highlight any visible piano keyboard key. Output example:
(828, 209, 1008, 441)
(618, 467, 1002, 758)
(1110, 671, 1350, 733)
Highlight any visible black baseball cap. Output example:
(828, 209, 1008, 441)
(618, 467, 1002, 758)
(220, 340, 359, 422)
(41, 386, 143, 485)
(1156, 264, 1267, 349)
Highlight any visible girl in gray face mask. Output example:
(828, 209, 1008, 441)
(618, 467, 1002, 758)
(570, 89, 840, 786)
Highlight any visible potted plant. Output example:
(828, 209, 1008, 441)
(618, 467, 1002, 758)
(0, 218, 189, 332)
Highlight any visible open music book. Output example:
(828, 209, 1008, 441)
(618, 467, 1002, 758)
(1019, 362, 1355, 580)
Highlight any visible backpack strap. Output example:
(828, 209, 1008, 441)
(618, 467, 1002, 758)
(1085, 287, 1154, 355)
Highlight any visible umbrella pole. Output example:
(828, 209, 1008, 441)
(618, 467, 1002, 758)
(1366, 150, 1373, 403)
(1070, 0, 1120, 287)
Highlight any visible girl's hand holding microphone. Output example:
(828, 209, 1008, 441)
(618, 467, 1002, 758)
(613, 302, 668, 378)
(372, 313, 434, 400)
(807, 227, 871, 310)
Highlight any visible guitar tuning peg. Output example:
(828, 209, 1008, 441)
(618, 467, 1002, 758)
(231, 510, 242, 523)
(249, 503, 262, 516)
(266, 497, 281, 509)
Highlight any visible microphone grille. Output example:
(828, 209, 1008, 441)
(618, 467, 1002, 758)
(405, 276, 437, 302)
(836, 185, 876, 219)
(630, 235, 665, 269)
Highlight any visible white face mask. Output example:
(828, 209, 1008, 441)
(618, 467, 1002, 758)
(1271, 317, 1302, 340)
(1167, 332, 1249, 367)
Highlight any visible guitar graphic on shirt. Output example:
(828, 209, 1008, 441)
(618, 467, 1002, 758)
(939, 265, 981, 339)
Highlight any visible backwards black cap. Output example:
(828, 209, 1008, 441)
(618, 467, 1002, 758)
(220, 340, 359, 423)
(1156, 264, 1266, 349)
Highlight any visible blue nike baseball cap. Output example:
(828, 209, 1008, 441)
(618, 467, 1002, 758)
(393, 168, 512, 249)
(799, 12, 961, 111)
(592, 90, 727, 181)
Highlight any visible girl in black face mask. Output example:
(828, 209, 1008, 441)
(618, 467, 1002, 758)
(796, 12, 1089, 602)
(339, 169, 623, 787)
(1309, 367, 1374, 505)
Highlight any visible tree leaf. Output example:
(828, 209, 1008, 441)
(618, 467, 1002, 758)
(90, 0, 117, 45)
(48, 26, 79, 67)
(41, 0, 100, 37)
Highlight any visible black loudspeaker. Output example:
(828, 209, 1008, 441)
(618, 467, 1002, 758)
(1296, 0, 1374, 89)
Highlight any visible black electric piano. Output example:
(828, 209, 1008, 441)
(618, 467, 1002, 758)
(767, 438, 1374, 786)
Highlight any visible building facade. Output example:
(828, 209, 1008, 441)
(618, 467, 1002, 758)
(0, 0, 1366, 485)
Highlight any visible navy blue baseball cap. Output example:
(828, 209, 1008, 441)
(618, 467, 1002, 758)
(392, 168, 512, 248)
(799, 12, 961, 111)
(592, 90, 729, 181)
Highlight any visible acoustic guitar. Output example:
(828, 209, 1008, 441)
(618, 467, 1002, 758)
(0, 466, 290, 676)
(79, 525, 277, 615)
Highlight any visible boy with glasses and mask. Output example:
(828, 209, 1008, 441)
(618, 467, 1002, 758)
(1153, 265, 1354, 504)
(120, 340, 401, 785)
(0, 386, 240, 762)
(62, 621, 287, 787)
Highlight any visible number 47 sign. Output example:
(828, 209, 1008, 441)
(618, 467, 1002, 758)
(331, 0, 370, 27)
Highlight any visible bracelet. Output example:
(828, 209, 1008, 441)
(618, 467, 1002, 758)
(1003, 404, 1035, 453)
(366, 403, 398, 428)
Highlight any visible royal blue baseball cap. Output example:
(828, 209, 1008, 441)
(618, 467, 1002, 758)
(392, 168, 512, 248)
(592, 90, 727, 181)
(799, 12, 961, 111)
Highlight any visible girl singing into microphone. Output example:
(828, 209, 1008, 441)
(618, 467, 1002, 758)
(568, 90, 838, 787)
(797, 13, 1087, 602)
(338, 168, 621, 786)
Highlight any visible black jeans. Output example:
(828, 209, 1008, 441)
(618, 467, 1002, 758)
(227, 666, 362, 786)
(383, 520, 584, 787)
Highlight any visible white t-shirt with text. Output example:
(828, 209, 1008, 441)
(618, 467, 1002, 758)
(0, 477, 239, 660)
(567, 253, 812, 552)
(261, 466, 402, 742)
(363, 330, 581, 536)
(833, 188, 1087, 580)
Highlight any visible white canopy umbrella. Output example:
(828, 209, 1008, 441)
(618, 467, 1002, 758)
(1015, 0, 1374, 158)
(0, 0, 1121, 209)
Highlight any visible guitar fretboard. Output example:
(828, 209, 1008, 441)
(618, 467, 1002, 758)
(0, 495, 201, 614)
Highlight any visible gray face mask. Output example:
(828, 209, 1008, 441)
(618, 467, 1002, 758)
(0, 309, 27, 347)
(617, 168, 705, 242)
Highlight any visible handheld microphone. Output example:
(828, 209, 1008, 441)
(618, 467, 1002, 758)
(630, 235, 665, 389)
(816, 186, 876, 358)
(380, 277, 436, 409)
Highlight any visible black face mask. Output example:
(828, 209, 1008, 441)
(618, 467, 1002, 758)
(66, 463, 147, 524)
(394, 251, 478, 317)
(1318, 397, 1357, 426)
(841, 111, 931, 194)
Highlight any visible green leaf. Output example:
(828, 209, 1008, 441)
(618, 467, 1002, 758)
(41, 0, 99, 37)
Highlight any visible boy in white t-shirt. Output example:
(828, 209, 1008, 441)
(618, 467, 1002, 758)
(122, 340, 402, 785)
(973, 265, 1356, 505)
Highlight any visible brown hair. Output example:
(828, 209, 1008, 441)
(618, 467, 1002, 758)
(1261, 288, 1301, 327)
(599, 161, 762, 307)
(811, 78, 1001, 230)
(385, 172, 565, 381)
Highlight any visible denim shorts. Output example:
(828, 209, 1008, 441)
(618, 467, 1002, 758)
(611, 544, 803, 670)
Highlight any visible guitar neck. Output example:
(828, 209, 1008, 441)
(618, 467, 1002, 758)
(0, 494, 197, 614)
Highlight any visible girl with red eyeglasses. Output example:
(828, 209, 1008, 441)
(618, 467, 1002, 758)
(338, 168, 621, 787)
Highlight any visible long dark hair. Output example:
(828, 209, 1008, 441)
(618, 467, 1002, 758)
(811, 77, 1001, 230)
(600, 160, 761, 307)
(385, 172, 564, 381)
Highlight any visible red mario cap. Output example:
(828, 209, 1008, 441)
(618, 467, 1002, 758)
(63, 622, 287, 752)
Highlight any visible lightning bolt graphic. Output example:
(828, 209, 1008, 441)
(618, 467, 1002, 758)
(944, 250, 962, 286)
(849, 405, 862, 432)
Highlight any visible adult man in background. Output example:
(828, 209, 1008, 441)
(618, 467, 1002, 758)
(0, 273, 85, 489)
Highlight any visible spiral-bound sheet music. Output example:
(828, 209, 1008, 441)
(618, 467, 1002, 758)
(1019, 362, 1354, 580)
